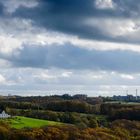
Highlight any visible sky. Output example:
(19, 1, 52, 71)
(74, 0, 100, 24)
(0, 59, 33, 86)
(0, 0, 140, 96)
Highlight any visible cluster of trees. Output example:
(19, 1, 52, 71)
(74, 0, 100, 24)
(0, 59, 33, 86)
(7, 109, 108, 128)
(40, 100, 99, 113)
(2, 101, 139, 121)
(2, 94, 103, 105)
(1, 96, 140, 124)
(0, 99, 100, 114)
(0, 119, 139, 140)
(100, 103, 140, 121)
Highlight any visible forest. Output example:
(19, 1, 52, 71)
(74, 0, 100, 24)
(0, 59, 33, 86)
(0, 94, 139, 140)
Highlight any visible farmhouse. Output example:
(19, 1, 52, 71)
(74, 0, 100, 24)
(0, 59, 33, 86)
(0, 110, 11, 119)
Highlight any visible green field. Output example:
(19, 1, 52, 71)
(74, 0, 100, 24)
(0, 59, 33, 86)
(6, 116, 62, 129)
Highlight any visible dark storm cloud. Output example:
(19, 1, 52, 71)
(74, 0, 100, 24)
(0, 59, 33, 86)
(0, 0, 140, 73)
(6, 0, 140, 43)
(0, 2, 4, 15)
(113, 0, 140, 15)
(1, 43, 140, 73)
(11, 0, 109, 41)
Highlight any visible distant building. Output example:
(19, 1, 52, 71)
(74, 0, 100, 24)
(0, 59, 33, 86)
(0, 110, 11, 119)
(112, 94, 140, 102)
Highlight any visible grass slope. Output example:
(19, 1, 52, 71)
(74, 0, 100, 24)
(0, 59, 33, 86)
(7, 116, 62, 129)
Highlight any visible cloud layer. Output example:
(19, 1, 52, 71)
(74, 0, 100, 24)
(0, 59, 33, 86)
(0, 0, 139, 96)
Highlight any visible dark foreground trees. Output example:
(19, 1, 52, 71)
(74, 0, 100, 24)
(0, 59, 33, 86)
(0, 119, 139, 140)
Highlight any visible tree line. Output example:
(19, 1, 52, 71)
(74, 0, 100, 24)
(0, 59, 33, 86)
(0, 119, 139, 140)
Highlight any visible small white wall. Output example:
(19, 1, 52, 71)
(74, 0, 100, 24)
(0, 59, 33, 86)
(0, 111, 11, 119)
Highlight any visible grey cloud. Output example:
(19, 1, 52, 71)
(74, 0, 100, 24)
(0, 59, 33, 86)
(1, 0, 140, 95)
(113, 0, 140, 16)
(4, 0, 140, 44)
(0, 2, 4, 15)
(0, 43, 140, 73)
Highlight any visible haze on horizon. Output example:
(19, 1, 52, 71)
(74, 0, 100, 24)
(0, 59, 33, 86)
(0, 0, 140, 96)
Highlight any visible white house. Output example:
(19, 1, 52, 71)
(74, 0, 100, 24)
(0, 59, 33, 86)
(0, 111, 11, 119)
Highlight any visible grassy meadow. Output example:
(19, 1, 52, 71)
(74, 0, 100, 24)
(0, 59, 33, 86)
(4, 116, 63, 129)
